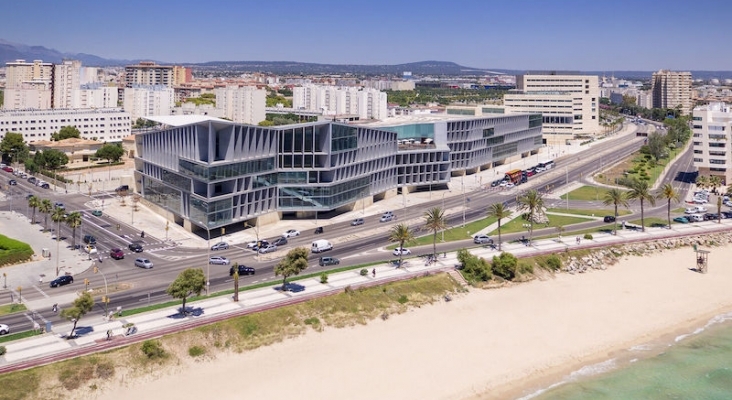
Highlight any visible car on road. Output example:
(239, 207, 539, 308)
(230, 265, 256, 276)
(85, 245, 98, 255)
(27, 176, 37, 184)
(210, 242, 229, 251)
(392, 247, 411, 256)
(54, 202, 65, 209)
(8, 179, 17, 185)
(603, 216, 616, 223)
(209, 256, 230, 265)
(282, 229, 300, 238)
(49, 275, 74, 288)
(351, 218, 365, 226)
(258, 244, 278, 254)
(91, 210, 103, 217)
(134, 258, 153, 269)
(0, 323, 9, 335)
(505, 182, 515, 188)
(128, 243, 143, 253)
(673, 216, 689, 224)
(40, 183, 50, 189)
(247, 239, 269, 250)
(685, 206, 707, 214)
(83, 235, 97, 244)
(110, 248, 124, 260)
(319, 256, 340, 266)
(379, 214, 394, 223)
(272, 236, 288, 246)
(2, 166, 13, 172)
(473, 234, 493, 245)
(704, 213, 719, 221)
(688, 214, 704, 222)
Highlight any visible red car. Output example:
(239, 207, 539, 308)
(110, 248, 124, 260)
(2, 166, 13, 173)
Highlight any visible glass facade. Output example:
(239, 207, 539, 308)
(331, 124, 358, 152)
(279, 176, 370, 209)
(381, 123, 435, 140)
(179, 158, 275, 182)
(189, 197, 233, 228)
(143, 176, 182, 214)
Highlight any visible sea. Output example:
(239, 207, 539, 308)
(521, 311, 732, 400)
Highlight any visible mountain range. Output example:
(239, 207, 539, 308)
(2, 39, 732, 80)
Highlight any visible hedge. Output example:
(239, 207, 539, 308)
(0, 235, 34, 266)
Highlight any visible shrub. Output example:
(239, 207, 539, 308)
(304, 317, 320, 326)
(456, 248, 492, 282)
(397, 295, 408, 304)
(0, 234, 34, 267)
(519, 262, 534, 274)
(491, 252, 518, 280)
(0, 345, 5, 355)
(320, 273, 328, 284)
(141, 340, 166, 359)
(359, 268, 368, 276)
(546, 255, 562, 271)
(188, 345, 206, 357)
(583, 233, 593, 240)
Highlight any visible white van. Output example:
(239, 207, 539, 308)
(311, 239, 333, 253)
(689, 214, 704, 222)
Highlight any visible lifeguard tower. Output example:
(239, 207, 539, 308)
(694, 245, 709, 273)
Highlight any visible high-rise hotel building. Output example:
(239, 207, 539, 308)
(651, 70, 692, 115)
(692, 102, 732, 184)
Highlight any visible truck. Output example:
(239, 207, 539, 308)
(311, 239, 333, 253)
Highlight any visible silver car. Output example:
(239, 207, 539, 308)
(134, 258, 153, 269)
(258, 244, 278, 254)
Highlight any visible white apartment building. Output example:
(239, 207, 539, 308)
(0, 108, 131, 143)
(214, 86, 266, 125)
(72, 85, 119, 109)
(504, 72, 600, 144)
(651, 70, 692, 115)
(53, 60, 81, 109)
(124, 62, 175, 88)
(3, 86, 52, 110)
(362, 80, 416, 91)
(293, 85, 388, 120)
(123, 86, 175, 120)
(692, 102, 732, 183)
(4, 59, 54, 110)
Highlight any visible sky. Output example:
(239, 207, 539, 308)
(1, 0, 731, 71)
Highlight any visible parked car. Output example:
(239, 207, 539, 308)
(128, 243, 143, 253)
(704, 213, 719, 221)
(210, 242, 229, 251)
(49, 275, 74, 288)
(688, 214, 705, 222)
(277, 282, 305, 293)
(258, 244, 278, 254)
(134, 258, 153, 269)
(282, 229, 300, 238)
(490, 180, 501, 187)
(110, 248, 124, 260)
(91, 210, 103, 217)
(693, 197, 709, 204)
(272, 236, 288, 246)
(2, 166, 13, 172)
(27, 176, 37, 184)
(392, 247, 411, 256)
(40, 183, 50, 189)
(319, 256, 340, 266)
(0, 323, 9, 335)
(603, 216, 616, 223)
(351, 218, 365, 226)
(8, 179, 17, 185)
(83, 235, 97, 244)
(473, 234, 493, 245)
(505, 182, 515, 188)
(673, 216, 689, 224)
(229, 265, 256, 276)
(209, 256, 230, 265)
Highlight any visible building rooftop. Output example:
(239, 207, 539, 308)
(356, 113, 478, 128)
(143, 115, 230, 127)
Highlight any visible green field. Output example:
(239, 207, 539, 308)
(561, 185, 628, 201)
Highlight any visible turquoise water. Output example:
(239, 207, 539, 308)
(529, 313, 732, 400)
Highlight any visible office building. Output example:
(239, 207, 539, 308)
(504, 72, 599, 144)
(0, 108, 131, 143)
(692, 102, 732, 184)
(651, 70, 692, 115)
(214, 86, 267, 125)
(123, 86, 175, 120)
(133, 113, 541, 233)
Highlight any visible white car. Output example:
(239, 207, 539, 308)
(505, 182, 515, 188)
(0, 323, 9, 335)
(246, 241, 258, 249)
(392, 248, 411, 256)
(282, 229, 300, 238)
(693, 197, 708, 204)
(85, 245, 98, 255)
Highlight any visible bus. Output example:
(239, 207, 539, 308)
(504, 169, 523, 185)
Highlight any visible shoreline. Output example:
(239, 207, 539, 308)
(92, 244, 732, 400)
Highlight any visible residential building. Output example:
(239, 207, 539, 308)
(52, 60, 81, 109)
(123, 86, 175, 120)
(72, 84, 119, 109)
(0, 108, 131, 143)
(651, 70, 692, 115)
(692, 102, 732, 184)
(293, 85, 388, 120)
(214, 86, 266, 125)
(3, 59, 53, 110)
(133, 113, 541, 233)
(124, 62, 175, 88)
(504, 72, 599, 144)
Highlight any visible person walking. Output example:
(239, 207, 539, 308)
(372, 268, 376, 278)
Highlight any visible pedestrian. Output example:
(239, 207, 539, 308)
(372, 268, 376, 278)
(52, 303, 58, 313)
(106, 330, 112, 341)
(141, 231, 145, 238)
(38, 276, 43, 284)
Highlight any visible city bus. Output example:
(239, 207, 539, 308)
(504, 169, 523, 185)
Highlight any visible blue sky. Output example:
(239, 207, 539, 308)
(1, 0, 730, 71)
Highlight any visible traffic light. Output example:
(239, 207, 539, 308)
(84, 278, 90, 289)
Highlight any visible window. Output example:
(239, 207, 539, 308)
(693, 158, 703, 162)
(710, 159, 726, 164)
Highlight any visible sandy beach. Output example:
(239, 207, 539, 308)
(97, 245, 732, 400)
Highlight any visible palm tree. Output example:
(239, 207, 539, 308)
(627, 180, 656, 232)
(423, 207, 446, 257)
(517, 189, 544, 245)
(65, 211, 82, 248)
(695, 175, 709, 191)
(602, 188, 628, 235)
(486, 202, 511, 250)
(717, 196, 723, 224)
(51, 207, 66, 241)
(388, 223, 414, 268)
(709, 175, 722, 195)
(28, 195, 40, 224)
(656, 183, 679, 229)
(39, 199, 53, 232)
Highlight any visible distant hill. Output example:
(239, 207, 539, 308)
(0, 39, 135, 66)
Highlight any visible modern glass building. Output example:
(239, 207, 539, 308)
(135, 113, 541, 233)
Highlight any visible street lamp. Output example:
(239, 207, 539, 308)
(199, 222, 211, 294)
(441, 192, 450, 242)
(462, 176, 466, 228)
(93, 264, 109, 318)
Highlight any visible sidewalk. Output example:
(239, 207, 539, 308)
(1, 214, 728, 369)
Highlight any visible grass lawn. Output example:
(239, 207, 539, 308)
(546, 207, 632, 217)
(561, 185, 627, 201)
(397, 217, 498, 248)
(0, 303, 27, 317)
(488, 214, 593, 235)
(628, 217, 670, 228)
(0, 329, 40, 344)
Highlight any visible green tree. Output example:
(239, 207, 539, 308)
(708, 175, 722, 194)
(0, 132, 29, 164)
(646, 132, 667, 161)
(65, 211, 82, 249)
(388, 223, 415, 267)
(656, 183, 679, 229)
(39, 199, 52, 231)
(232, 264, 240, 302)
(695, 175, 709, 190)
(456, 248, 492, 282)
(40, 149, 69, 171)
(602, 188, 629, 235)
(423, 207, 446, 257)
(28, 195, 40, 224)
(166, 268, 207, 314)
(491, 252, 518, 280)
(51, 126, 81, 141)
(51, 207, 66, 241)
(627, 180, 656, 232)
(258, 120, 275, 127)
(274, 247, 310, 288)
(60, 291, 94, 337)
(486, 202, 511, 250)
(95, 143, 125, 163)
(517, 189, 544, 245)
